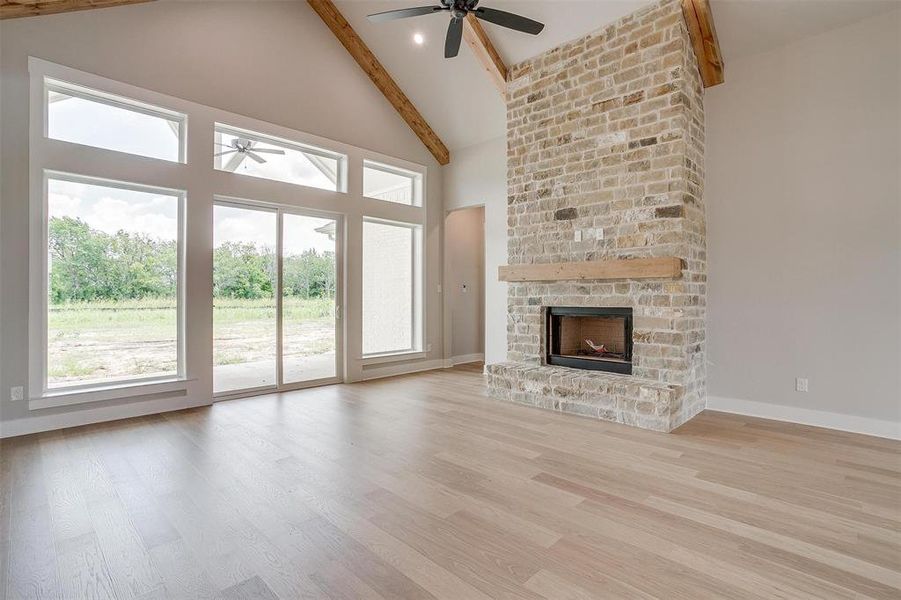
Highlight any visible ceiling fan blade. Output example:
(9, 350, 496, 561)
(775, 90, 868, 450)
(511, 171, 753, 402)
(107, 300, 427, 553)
(368, 5, 443, 23)
(445, 17, 463, 58)
(247, 151, 267, 164)
(215, 150, 237, 157)
(215, 142, 235, 148)
(249, 148, 286, 155)
(473, 7, 544, 35)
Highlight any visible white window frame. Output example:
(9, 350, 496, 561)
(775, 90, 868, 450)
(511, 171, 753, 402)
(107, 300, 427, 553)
(28, 57, 431, 404)
(361, 217, 424, 359)
(362, 159, 423, 207)
(36, 171, 187, 401)
(214, 123, 348, 193)
(44, 77, 188, 163)
(29, 59, 195, 408)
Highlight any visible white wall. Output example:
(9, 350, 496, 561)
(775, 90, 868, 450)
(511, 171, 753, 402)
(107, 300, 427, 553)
(705, 9, 901, 432)
(445, 207, 484, 361)
(442, 136, 508, 365)
(0, 1, 445, 434)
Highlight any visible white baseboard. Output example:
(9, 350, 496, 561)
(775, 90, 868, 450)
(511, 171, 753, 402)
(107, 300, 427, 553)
(706, 395, 901, 440)
(450, 353, 484, 366)
(0, 396, 211, 439)
(3, 358, 467, 437)
(361, 354, 485, 381)
(360, 359, 448, 382)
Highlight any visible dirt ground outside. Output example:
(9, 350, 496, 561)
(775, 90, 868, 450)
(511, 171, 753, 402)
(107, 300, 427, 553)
(48, 297, 335, 388)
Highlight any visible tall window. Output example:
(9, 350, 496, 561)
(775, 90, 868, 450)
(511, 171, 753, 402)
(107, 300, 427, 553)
(46, 174, 183, 389)
(362, 219, 422, 356)
(36, 73, 187, 396)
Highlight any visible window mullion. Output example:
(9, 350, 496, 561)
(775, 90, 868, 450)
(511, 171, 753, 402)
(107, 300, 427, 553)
(276, 210, 285, 388)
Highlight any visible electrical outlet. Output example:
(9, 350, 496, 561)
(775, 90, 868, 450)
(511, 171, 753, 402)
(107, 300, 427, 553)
(574, 230, 582, 242)
(795, 378, 808, 393)
(426, 343, 432, 352)
(10, 386, 24, 402)
(596, 228, 605, 240)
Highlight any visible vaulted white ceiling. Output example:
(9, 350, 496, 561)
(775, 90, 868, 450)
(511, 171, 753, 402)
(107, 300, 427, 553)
(334, 0, 898, 153)
(334, 0, 648, 151)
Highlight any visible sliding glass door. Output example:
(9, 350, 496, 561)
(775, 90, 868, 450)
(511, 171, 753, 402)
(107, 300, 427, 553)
(281, 213, 338, 384)
(213, 203, 277, 393)
(213, 201, 341, 396)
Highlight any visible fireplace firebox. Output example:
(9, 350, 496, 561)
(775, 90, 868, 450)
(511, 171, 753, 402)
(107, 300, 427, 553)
(545, 307, 633, 374)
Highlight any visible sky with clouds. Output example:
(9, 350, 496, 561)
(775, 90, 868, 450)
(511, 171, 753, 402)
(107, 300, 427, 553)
(49, 178, 179, 241)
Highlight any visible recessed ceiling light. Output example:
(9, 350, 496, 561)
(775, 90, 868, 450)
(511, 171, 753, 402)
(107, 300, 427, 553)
(413, 32, 424, 45)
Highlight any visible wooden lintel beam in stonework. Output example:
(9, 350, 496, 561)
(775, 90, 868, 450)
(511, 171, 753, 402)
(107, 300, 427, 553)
(498, 257, 683, 282)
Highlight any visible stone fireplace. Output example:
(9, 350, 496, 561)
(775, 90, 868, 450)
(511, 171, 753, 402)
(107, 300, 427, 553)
(486, 0, 707, 432)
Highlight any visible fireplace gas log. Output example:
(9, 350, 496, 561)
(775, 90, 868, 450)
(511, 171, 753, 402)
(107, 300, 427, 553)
(583, 339, 625, 360)
(585, 339, 606, 353)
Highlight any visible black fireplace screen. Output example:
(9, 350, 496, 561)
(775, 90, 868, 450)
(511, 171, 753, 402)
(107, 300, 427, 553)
(545, 307, 633, 374)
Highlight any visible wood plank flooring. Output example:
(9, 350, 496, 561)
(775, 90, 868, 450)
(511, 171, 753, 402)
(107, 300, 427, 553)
(2, 364, 899, 599)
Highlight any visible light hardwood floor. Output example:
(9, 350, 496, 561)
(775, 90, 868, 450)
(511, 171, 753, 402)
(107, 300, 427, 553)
(2, 364, 899, 599)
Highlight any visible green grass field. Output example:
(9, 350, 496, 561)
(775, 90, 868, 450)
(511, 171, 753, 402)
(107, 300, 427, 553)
(48, 296, 335, 387)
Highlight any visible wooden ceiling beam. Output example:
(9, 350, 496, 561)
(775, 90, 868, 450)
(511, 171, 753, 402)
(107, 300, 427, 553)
(463, 13, 507, 98)
(681, 0, 724, 88)
(307, 0, 450, 165)
(0, 0, 153, 20)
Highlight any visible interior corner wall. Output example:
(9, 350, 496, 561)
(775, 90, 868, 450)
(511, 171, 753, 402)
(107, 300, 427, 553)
(705, 8, 901, 430)
(0, 1, 444, 432)
(442, 136, 508, 365)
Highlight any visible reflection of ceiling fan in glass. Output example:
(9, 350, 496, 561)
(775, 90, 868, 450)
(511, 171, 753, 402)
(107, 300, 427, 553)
(215, 138, 285, 164)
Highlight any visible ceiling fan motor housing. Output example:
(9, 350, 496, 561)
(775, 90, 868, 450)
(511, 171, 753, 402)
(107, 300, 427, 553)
(449, 0, 479, 18)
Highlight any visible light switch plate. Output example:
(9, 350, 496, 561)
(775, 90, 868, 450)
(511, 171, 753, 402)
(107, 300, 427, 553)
(10, 386, 23, 402)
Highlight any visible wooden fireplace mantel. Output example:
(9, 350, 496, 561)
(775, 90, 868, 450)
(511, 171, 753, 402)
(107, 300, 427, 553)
(497, 257, 682, 282)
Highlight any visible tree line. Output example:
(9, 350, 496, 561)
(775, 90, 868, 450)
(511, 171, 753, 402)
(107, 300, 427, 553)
(49, 216, 336, 304)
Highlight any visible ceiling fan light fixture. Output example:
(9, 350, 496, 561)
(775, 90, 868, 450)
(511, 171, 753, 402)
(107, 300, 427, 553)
(368, 1, 544, 60)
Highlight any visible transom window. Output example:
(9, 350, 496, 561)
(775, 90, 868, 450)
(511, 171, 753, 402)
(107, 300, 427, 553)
(363, 160, 421, 206)
(46, 78, 185, 162)
(214, 124, 346, 192)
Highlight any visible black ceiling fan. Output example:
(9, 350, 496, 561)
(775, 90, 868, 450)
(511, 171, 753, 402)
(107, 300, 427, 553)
(368, 0, 544, 59)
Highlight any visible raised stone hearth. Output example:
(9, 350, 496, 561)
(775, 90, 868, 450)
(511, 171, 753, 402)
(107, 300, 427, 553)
(486, 363, 685, 432)
(487, 0, 707, 432)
